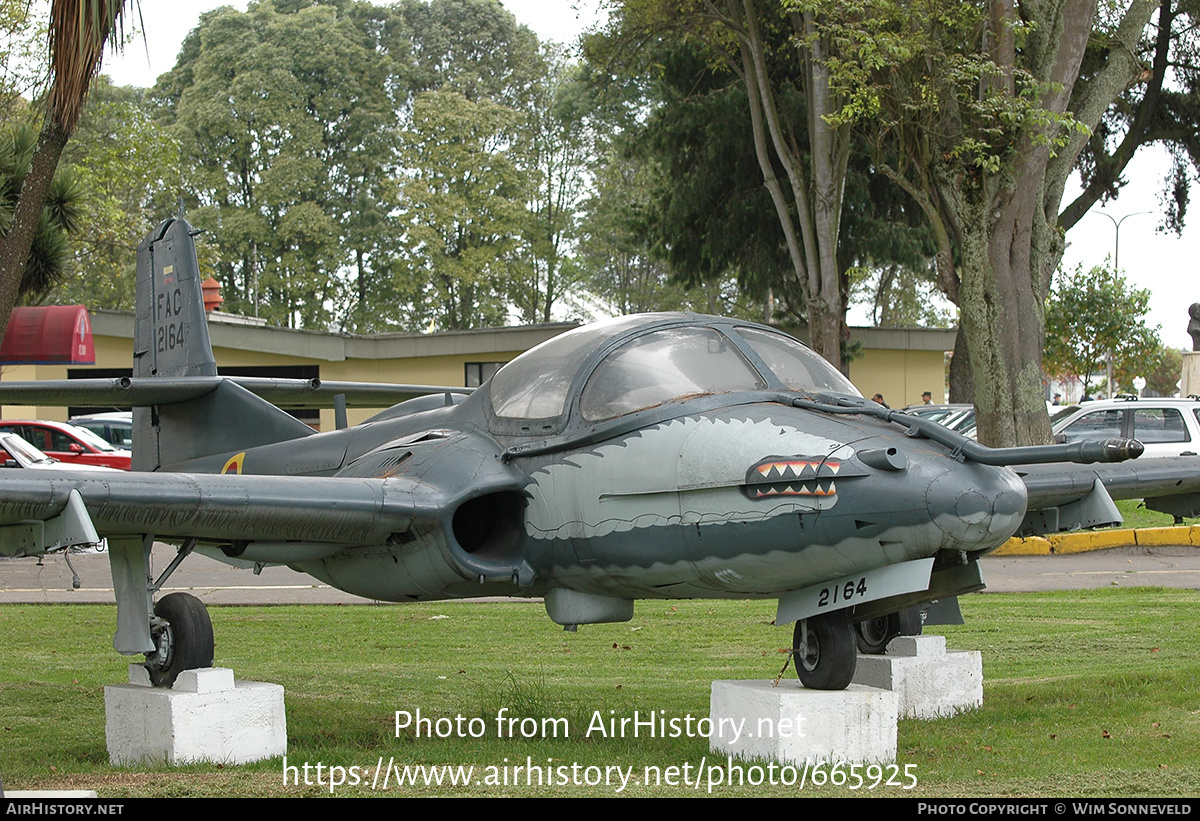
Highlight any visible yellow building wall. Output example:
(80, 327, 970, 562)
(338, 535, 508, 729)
(1, 363, 68, 421)
(848, 349, 947, 409)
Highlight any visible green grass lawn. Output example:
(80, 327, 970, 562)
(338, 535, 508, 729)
(2, 590, 1198, 797)
(1114, 499, 1200, 530)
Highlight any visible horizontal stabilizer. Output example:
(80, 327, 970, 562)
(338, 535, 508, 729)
(0, 376, 472, 409)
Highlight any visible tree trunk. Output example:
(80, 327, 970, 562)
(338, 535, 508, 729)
(955, 197, 1052, 448)
(0, 118, 71, 341)
(948, 325, 973, 403)
(731, 0, 848, 369)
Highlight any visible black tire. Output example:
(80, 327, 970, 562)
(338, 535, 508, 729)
(145, 592, 214, 687)
(855, 606, 924, 654)
(895, 605, 923, 637)
(855, 615, 892, 654)
(793, 610, 857, 690)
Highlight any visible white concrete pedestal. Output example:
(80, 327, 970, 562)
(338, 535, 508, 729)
(105, 666, 286, 765)
(851, 635, 982, 719)
(709, 680, 897, 765)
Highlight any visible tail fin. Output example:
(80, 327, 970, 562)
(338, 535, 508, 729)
(133, 217, 314, 472)
(134, 217, 218, 380)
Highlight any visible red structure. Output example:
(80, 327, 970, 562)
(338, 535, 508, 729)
(0, 305, 95, 365)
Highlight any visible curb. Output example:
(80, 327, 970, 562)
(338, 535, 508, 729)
(996, 525, 1200, 556)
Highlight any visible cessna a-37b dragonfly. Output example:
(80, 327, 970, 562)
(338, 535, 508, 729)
(2, 218, 1199, 691)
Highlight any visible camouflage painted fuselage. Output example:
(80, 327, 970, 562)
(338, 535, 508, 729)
(204, 387, 1026, 608)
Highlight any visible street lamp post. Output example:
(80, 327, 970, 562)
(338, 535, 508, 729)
(1095, 211, 1146, 397)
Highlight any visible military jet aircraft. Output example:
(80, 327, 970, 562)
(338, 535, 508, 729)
(1, 217, 1198, 691)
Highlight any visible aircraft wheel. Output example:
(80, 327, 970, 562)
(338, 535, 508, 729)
(145, 592, 214, 687)
(793, 611, 857, 690)
(855, 615, 892, 654)
(895, 605, 923, 637)
(854, 606, 924, 655)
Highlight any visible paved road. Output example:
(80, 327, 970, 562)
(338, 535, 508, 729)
(2, 543, 1199, 605)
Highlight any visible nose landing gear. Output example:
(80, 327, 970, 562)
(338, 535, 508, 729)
(793, 610, 857, 690)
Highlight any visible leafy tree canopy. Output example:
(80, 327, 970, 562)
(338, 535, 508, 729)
(1044, 264, 1161, 397)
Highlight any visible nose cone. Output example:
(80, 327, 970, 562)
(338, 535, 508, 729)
(925, 462, 1027, 550)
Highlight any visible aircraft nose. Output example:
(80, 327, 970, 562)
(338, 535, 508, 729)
(925, 462, 1027, 548)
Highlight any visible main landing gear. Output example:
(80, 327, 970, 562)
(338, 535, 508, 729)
(854, 606, 923, 655)
(109, 534, 216, 687)
(145, 592, 214, 687)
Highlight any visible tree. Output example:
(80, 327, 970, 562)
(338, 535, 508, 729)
(822, 0, 1157, 446)
(626, 42, 800, 322)
(577, 146, 766, 319)
(510, 45, 592, 325)
(396, 0, 543, 110)
(597, 0, 853, 369)
(153, 0, 562, 332)
(1061, 0, 1200, 235)
(154, 0, 397, 329)
(51, 77, 182, 310)
(393, 90, 528, 330)
(1143, 345, 1185, 398)
(0, 0, 127, 340)
(1043, 264, 1160, 398)
(0, 122, 86, 302)
(0, 0, 47, 120)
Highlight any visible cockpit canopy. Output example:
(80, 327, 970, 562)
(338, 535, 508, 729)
(487, 314, 858, 432)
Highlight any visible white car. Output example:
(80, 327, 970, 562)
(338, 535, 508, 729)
(68, 411, 133, 449)
(1051, 396, 1200, 458)
(0, 433, 115, 554)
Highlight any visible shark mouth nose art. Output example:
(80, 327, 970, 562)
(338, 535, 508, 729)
(742, 455, 865, 499)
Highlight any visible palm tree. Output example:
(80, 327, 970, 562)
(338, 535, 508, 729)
(0, 0, 128, 338)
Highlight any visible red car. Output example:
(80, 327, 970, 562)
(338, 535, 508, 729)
(0, 420, 132, 470)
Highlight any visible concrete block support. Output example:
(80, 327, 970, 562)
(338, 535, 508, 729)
(852, 635, 983, 719)
(710, 680, 897, 766)
(105, 666, 286, 765)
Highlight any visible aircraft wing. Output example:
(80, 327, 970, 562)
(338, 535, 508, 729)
(0, 468, 451, 560)
(0, 376, 471, 409)
(1014, 456, 1200, 535)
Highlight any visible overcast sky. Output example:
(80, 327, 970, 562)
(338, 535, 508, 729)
(99, 1, 1197, 352)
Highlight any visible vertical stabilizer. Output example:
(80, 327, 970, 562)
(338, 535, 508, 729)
(131, 217, 315, 472)
(134, 217, 218, 379)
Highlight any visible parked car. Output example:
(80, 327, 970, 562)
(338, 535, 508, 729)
(903, 403, 976, 434)
(68, 411, 133, 448)
(0, 432, 120, 472)
(1050, 396, 1200, 458)
(0, 420, 131, 470)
